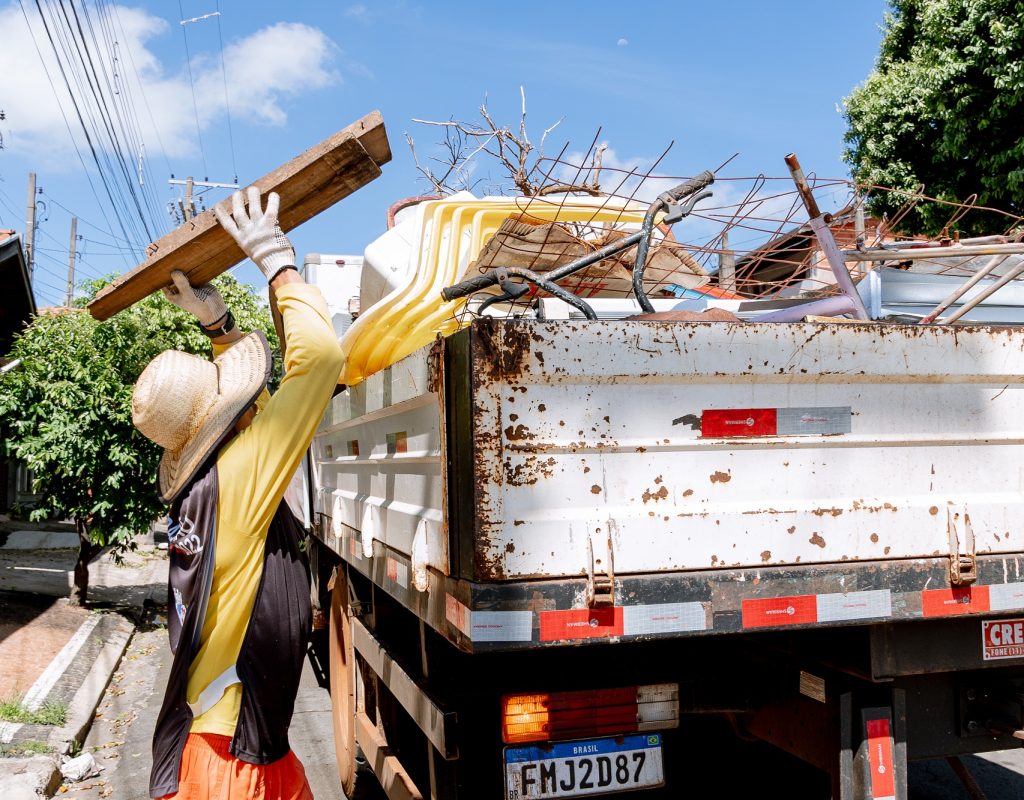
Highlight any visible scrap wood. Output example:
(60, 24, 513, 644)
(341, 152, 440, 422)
(87, 111, 391, 321)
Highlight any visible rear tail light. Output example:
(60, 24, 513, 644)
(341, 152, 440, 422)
(501, 683, 679, 744)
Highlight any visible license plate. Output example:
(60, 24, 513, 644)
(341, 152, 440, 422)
(504, 734, 664, 799)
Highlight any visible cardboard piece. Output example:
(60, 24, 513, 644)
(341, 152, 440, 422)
(88, 111, 391, 320)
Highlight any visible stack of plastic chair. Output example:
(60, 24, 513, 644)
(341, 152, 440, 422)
(340, 194, 650, 385)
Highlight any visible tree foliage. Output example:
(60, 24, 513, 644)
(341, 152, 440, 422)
(843, 0, 1024, 235)
(0, 275, 278, 604)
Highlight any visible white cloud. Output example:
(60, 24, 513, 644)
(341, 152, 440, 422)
(196, 22, 340, 127)
(617, 38, 628, 46)
(0, 4, 340, 166)
(345, 4, 369, 19)
(554, 144, 822, 259)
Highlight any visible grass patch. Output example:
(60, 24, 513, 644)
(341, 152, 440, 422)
(0, 696, 68, 726)
(0, 739, 52, 756)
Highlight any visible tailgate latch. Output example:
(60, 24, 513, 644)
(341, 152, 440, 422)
(948, 507, 977, 586)
(585, 532, 616, 607)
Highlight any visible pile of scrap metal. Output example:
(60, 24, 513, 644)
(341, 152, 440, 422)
(441, 153, 1024, 328)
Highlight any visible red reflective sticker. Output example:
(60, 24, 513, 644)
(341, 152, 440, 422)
(539, 608, 624, 641)
(865, 718, 896, 799)
(701, 408, 777, 438)
(921, 586, 991, 617)
(741, 595, 817, 629)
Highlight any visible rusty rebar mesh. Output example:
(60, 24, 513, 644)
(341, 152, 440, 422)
(446, 154, 1024, 323)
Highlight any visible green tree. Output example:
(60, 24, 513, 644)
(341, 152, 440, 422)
(843, 0, 1024, 235)
(0, 275, 278, 606)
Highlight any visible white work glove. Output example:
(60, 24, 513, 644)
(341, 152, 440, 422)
(162, 270, 227, 327)
(214, 186, 296, 281)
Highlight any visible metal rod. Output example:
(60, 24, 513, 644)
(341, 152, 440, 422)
(749, 294, 857, 323)
(938, 258, 1024, 324)
(918, 254, 1010, 324)
(785, 153, 869, 320)
(842, 243, 1024, 261)
(784, 153, 821, 218)
(945, 756, 989, 800)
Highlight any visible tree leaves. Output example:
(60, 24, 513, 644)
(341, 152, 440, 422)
(844, 0, 1024, 235)
(0, 276, 279, 554)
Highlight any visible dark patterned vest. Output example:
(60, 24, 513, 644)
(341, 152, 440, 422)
(149, 465, 312, 798)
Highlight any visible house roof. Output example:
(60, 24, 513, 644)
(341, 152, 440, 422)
(0, 232, 37, 354)
(731, 206, 884, 296)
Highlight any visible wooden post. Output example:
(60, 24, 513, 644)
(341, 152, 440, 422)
(87, 111, 391, 320)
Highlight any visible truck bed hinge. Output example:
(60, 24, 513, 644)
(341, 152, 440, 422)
(585, 532, 616, 608)
(948, 506, 977, 586)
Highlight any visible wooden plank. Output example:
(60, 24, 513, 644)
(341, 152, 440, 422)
(88, 111, 391, 320)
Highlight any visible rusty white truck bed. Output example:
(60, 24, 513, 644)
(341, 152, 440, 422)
(314, 320, 1024, 577)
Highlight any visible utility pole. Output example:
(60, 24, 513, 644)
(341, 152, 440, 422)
(66, 216, 77, 307)
(719, 229, 736, 293)
(25, 172, 36, 280)
(168, 176, 239, 223)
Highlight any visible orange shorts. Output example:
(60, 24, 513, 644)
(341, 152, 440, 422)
(159, 733, 313, 800)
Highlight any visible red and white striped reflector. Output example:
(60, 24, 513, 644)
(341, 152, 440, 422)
(501, 683, 678, 745)
(742, 589, 892, 629)
(701, 406, 851, 438)
(538, 603, 706, 642)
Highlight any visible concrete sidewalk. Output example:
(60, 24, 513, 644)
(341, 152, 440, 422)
(0, 538, 167, 798)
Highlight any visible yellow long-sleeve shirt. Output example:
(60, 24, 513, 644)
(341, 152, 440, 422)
(187, 282, 344, 737)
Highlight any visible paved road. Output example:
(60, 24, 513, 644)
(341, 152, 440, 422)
(56, 623, 1024, 800)
(61, 624, 344, 800)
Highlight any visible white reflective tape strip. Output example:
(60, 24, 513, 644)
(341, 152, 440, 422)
(622, 602, 706, 635)
(989, 582, 1024, 611)
(188, 665, 240, 717)
(468, 611, 533, 642)
(776, 406, 851, 436)
(816, 589, 892, 623)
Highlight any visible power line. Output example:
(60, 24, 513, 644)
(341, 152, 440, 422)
(178, 0, 209, 178)
(214, 0, 238, 183)
(83, 0, 167, 235)
(23, 0, 143, 260)
(105, 0, 175, 182)
(60, 0, 155, 242)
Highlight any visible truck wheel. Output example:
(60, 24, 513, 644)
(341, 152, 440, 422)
(329, 565, 360, 796)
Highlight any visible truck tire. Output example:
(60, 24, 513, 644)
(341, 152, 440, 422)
(329, 565, 360, 796)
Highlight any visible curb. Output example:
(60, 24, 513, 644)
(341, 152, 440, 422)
(0, 530, 79, 550)
(0, 754, 62, 798)
(0, 613, 135, 796)
(48, 616, 133, 755)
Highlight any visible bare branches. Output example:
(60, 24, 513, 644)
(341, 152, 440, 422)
(406, 89, 606, 198)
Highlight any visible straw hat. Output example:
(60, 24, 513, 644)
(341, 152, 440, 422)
(132, 331, 272, 503)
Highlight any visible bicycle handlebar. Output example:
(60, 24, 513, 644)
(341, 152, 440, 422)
(658, 170, 715, 204)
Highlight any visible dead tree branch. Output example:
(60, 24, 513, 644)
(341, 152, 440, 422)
(408, 90, 607, 197)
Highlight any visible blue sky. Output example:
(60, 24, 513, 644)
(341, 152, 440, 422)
(0, 0, 890, 307)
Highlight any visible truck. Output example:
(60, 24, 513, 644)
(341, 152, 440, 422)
(300, 171, 1024, 800)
